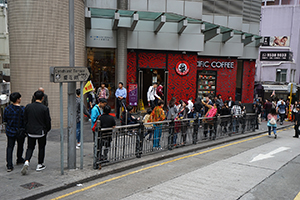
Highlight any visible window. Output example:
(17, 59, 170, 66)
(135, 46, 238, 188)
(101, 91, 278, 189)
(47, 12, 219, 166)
(276, 69, 287, 82)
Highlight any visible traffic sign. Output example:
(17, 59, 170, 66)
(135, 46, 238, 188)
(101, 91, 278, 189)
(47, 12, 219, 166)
(50, 67, 90, 83)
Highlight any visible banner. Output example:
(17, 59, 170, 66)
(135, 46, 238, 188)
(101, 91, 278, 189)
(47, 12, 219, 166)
(262, 36, 290, 47)
(83, 80, 94, 94)
(128, 83, 138, 106)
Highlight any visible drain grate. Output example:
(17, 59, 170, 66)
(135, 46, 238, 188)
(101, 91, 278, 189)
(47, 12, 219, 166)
(20, 182, 44, 190)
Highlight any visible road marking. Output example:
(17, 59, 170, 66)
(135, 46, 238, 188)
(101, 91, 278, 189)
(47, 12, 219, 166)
(294, 191, 300, 200)
(51, 133, 271, 200)
(250, 147, 290, 162)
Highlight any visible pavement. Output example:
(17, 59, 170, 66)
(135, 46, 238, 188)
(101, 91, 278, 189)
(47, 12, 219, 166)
(0, 119, 295, 200)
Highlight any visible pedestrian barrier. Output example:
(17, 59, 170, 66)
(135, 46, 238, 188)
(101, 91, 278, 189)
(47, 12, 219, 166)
(93, 113, 257, 169)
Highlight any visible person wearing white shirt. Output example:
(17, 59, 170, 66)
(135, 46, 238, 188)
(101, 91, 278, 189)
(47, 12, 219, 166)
(187, 97, 194, 118)
(147, 82, 161, 109)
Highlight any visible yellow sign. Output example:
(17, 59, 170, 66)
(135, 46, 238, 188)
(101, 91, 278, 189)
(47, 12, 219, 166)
(83, 81, 94, 94)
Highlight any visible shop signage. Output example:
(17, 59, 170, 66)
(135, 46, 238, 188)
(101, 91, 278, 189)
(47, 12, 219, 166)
(197, 61, 234, 69)
(50, 67, 90, 83)
(260, 51, 293, 61)
(128, 83, 138, 106)
(176, 61, 190, 76)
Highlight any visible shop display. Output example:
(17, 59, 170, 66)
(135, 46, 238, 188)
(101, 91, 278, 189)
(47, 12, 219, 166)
(197, 71, 217, 99)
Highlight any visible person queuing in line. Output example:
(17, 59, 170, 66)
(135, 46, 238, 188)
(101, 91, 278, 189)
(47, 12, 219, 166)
(21, 91, 51, 175)
(239, 101, 247, 134)
(202, 97, 218, 140)
(293, 105, 300, 138)
(148, 101, 166, 150)
(187, 97, 194, 118)
(115, 82, 127, 119)
(87, 88, 97, 115)
(227, 96, 234, 108)
(99, 105, 116, 162)
(177, 100, 189, 145)
(202, 95, 213, 139)
(147, 82, 161, 110)
(267, 108, 278, 139)
(97, 82, 109, 100)
(276, 98, 286, 125)
(121, 105, 140, 125)
(156, 82, 164, 101)
(167, 97, 178, 120)
(216, 94, 224, 111)
(219, 101, 230, 133)
(143, 109, 153, 141)
(231, 101, 242, 134)
(4, 92, 26, 172)
(75, 89, 90, 149)
(31, 87, 48, 107)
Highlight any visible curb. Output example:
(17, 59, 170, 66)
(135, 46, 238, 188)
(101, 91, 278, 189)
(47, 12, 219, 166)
(21, 124, 293, 200)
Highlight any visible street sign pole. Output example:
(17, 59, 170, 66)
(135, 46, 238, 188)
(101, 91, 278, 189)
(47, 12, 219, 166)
(68, 0, 76, 169)
(60, 82, 64, 175)
(80, 81, 84, 169)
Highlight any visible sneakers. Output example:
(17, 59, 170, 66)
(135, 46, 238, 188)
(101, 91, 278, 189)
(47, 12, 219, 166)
(36, 164, 46, 171)
(76, 142, 81, 149)
(7, 167, 13, 172)
(21, 161, 29, 175)
(274, 134, 277, 139)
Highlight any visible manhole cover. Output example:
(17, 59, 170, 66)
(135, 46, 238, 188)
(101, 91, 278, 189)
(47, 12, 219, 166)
(20, 182, 44, 190)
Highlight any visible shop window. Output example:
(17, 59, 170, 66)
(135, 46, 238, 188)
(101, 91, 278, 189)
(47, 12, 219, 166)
(276, 69, 287, 82)
(197, 71, 217, 100)
(87, 48, 116, 109)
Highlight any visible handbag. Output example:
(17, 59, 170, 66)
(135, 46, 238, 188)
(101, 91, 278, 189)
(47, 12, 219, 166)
(16, 107, 25, 138)
(92, 106, 101, 132)
(270, 117, 276, 125)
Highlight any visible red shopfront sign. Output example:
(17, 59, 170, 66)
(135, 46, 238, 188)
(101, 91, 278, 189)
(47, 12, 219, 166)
(176, 61, 190, 75)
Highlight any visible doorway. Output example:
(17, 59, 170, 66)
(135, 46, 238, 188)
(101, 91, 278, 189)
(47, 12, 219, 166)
(138, 68, 168, 109)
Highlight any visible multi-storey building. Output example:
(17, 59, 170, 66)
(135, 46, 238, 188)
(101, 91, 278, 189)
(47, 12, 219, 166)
(8, 0, 262, 127)
(256, 0, 300, 99)
(0, 0, 9, 77)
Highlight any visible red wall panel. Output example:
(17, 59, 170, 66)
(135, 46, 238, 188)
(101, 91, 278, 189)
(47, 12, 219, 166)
(138, 52, 166, 69)
(198, 57, 238, 102)
(127, 52, 137, 84)
(242, 60, 255, 103)
(167, 54, 197, 102)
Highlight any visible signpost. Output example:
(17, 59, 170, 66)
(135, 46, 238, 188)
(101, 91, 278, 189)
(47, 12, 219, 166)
(50, 66, 90, 175)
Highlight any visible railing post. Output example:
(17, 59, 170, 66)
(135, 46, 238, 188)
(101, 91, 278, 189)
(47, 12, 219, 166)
(193, 112, 199, 144)
(168, 118, 175, 150)
(93, 120, 100, 169)
(135, 122, 144, 158)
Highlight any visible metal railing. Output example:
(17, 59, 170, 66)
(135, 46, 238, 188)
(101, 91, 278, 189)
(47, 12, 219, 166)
(93, 113, 257, 169)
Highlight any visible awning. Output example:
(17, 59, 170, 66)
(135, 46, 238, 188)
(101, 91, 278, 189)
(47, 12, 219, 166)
(262, 84, 288, 91)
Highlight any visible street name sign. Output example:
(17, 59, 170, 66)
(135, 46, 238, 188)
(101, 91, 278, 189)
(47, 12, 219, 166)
(50, 67, 90, 83)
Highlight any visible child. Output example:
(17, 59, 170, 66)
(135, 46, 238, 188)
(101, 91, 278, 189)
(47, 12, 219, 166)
(143, 109, 153, 140)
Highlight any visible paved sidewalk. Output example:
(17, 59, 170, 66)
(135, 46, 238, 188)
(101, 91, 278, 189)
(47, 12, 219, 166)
(0, 120, 294, 200)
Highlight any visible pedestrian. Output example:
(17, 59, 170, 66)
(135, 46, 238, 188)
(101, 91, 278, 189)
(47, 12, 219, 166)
(264, 99, 272, 121)
(202, 95, 214, 139)
(97, 82, 109, 100)
(99, 105, 116, 161)
(187, 97, 194, 118)
(293, 105, 300, 138)
(292, 101, 298, 122)
(220, 101, 230, 133)
(216, 94, 224, 111)
(4, 92, 26, 172)
(253, 100, 262, 129)
(202, 98, 218, 140)
(228, 96, 234, 108)
(231, 101, 242, 133)
(31, 87, 48, 107)
(121, 105, 140, 125)
(143, 108, 153, 140)
(21, 91, 51, 175)
(276, 98, 286, 125)
(76, 89, 90, 149)
(167, 97, 178, 120)
(147, 82, 161, 110)
(267, 108, 278, 139)
(91, 98, 107, 133)
(115, 82, 127, 119)
(157, 82, 164, 100)
(149, 101, 166, 149)
(177, 100, 189, 145)
(87, 88, 97, 114)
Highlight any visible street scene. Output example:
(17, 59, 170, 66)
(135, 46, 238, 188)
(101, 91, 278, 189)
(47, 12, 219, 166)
(1, 0, 300, 200)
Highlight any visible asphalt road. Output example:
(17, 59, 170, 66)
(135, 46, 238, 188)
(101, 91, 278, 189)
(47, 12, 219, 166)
(44, 127, 300, 200)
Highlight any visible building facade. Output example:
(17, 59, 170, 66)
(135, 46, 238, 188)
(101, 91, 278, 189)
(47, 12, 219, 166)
(0, 1, 9, 77)
(8, 0, 261, 127)
(256, 0, 300, 99)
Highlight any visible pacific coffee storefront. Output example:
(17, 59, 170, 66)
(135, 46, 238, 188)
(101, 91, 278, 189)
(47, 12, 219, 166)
(126, 51, 256, 106)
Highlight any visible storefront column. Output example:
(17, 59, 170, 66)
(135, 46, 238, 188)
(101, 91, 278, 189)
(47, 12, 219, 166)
(116, 0, 128, 87)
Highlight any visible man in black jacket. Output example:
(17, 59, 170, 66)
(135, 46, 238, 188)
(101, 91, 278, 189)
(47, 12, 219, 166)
(21, 91, 51, 175)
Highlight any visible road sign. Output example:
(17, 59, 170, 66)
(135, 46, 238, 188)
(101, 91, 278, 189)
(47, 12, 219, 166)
(50, 66, 90, 83)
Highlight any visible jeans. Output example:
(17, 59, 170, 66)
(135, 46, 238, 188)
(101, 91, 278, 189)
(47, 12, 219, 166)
(268, 126, 277, 135)
(153, 124, 162, 148)
(193, 113, 202, 125)
(76, 121, 81, 143)
(25, 135, 47, 164)
(232, 118, 239, 133)
(116, 98, 126, 119)
(6, 135, 25, 168)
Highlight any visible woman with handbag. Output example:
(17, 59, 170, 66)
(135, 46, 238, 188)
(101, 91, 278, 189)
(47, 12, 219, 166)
(267, 108, 278, 139)
(3, 92, 25, 172)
